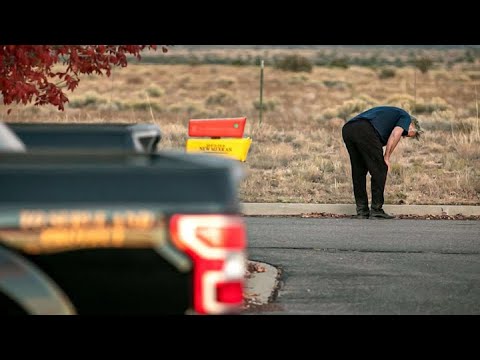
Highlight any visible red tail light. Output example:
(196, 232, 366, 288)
(170, 215, 247, 315)
(216, 282, 243, 304)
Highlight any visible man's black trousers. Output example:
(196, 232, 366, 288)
(342, 119, 388, 214)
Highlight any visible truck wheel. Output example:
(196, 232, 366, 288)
(0, 292, 28, 315)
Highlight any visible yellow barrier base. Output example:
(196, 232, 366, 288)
(186, 138, 252, 162)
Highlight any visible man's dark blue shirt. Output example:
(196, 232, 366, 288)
(346, 106, 412, 146)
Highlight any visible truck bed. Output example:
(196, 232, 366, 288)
(7, 122, 162, 153)
(0, 151, 245, 315)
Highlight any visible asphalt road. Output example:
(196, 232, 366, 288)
(245, 217, 480, 315)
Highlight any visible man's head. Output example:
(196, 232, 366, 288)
(406, 115, 423, 140)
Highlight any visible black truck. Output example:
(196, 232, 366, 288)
(9, 122, 162, 153)
(0, 122, 247, 315)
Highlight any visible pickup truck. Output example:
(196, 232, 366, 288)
(8, 122, 162, 153)
(0, 123, 247, 315)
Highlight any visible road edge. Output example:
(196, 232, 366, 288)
(243, 260, 280, 310)
(241, 203, 480, 216)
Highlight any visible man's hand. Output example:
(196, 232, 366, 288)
(384, 157, 391, 172)
(384, 126, 404, 173)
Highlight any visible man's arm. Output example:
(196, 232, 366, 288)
(383, 126, 404, 172)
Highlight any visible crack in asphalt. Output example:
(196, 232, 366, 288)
(249, 246, 480, 255)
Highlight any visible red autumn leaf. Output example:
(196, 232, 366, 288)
(0, 45, 169, 112)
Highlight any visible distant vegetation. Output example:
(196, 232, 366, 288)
(133, 47, 480, 74)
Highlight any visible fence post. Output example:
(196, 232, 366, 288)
(259, 59, 264, 127)
(413, 67, 417, 116)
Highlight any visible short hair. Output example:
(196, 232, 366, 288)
(410, 115, 424, 140)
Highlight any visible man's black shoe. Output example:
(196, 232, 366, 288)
(353, 209, 370, 219)
(370, 209, 395, 219)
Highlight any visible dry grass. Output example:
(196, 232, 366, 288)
(2, 48, 479, 205)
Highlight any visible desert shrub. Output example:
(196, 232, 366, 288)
(68, 92, 106, 109)
(378, 67, 396, 79)
(97, 101, 129, 112)
(329, 57, 349, 69)
(126, 76, 144, 85)
(131, 101, 162, 112)
(253, 98, 278, 112)
(320, 99, 372, 121)
(336, 99, 371, 120)
(146, 86, 164, 98)
(319, 107, 339, 121)
(287, 74, 309, 84)
(274, 55, 313, 73)
(385, 94, 415, 112)
(216, 76, 237, 87)
(414, 57, 434, 74)
(205, 90, 237, 107)
(467, 72, 480, 80)
(414, 97, 450, 114)
(323, 80, 350, 90)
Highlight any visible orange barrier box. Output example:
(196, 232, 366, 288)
(186, 138, 252, 162)
(188, 117, 246, 138)
(186, 117, 252, 162)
